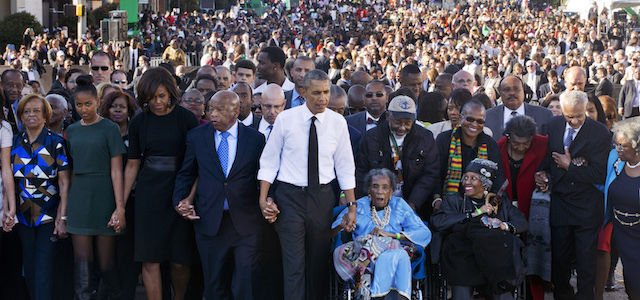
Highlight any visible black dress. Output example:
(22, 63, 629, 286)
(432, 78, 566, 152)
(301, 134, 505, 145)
(128, 106, 199, 264)
(610, 168, 640, 294)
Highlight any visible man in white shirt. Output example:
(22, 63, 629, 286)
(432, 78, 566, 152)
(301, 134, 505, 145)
(258, 84, 286, 139)
(257, 70, 357, 300)
(253, 47, 295, 95)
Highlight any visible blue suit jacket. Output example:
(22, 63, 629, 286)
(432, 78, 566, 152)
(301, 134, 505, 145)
(173, 123, 266, 236)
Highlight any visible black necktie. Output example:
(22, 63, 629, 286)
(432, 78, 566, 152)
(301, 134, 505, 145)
(308, 116, 319, 195)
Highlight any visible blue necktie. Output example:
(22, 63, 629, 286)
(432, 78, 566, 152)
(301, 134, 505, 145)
(218, 131, 230, 177)
(564, 127, 575, 149)
(267, 124, 273, 140)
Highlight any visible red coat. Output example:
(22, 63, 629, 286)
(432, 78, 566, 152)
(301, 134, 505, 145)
(497, 134, 548, 220)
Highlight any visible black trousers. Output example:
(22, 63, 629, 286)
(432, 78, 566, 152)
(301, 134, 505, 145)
(274, 182, 335, 300)
(551, 224, 600, 300)
(195, 211, 259, 300)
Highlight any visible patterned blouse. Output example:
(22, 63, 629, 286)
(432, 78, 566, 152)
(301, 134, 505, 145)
(12, 128, 69, 227)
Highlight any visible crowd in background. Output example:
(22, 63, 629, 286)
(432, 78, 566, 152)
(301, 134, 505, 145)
(0, 0, 640, 299)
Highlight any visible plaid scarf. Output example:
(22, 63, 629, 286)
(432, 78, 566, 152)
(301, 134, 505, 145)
(443, 125, 489, 194)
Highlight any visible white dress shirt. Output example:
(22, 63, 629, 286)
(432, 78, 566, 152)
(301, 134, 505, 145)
(241, 111, 254, 127)
(257, 118, 273, 139)
(253, 77, 296, 95)
(365, 111, 380, 131)
(563, 122, 582, 146)
(215, 121, 238, 209)
(503, 103, 526, 128)
(258, 104, 356, 190)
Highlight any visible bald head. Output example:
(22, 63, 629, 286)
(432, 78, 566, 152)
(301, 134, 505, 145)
(350, 71, 373, 87)
(564, 66, 587, 91)
(208, 90, 240, 132)
(261, 84, 286, 124)
(197, 65, 217, 78)
(452, 70, 474, 93)
(347, 85, 366, 114)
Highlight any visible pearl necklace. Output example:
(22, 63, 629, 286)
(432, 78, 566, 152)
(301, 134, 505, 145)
(370, 204, 391, 229)
(627, 160, 640, 169)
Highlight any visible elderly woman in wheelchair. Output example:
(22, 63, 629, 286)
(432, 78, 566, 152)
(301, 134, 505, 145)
(431, 158, 528, 300)
(332, 168, 431, 300)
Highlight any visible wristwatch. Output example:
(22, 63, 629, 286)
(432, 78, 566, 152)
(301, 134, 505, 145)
(346, 201, 357, 207)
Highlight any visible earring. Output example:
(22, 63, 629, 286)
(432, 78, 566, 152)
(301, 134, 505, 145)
(483, 190, 488, 197)
(274, 68, 276, 71)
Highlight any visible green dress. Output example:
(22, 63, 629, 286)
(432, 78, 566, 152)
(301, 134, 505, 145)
(65, 119, 126, 236)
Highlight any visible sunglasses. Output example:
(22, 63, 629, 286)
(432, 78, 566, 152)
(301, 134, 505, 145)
(464, 116, 486, 125)
(113, 80, 127, 84)
(365, 92, 385, 98)
(91, 66, 110, 71)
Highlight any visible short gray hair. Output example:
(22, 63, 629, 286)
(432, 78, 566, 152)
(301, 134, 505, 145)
(45, 94, 68, 110)
(182, 89, 204, 101)
(330, 84, 346, 101)
(302, 69, 330, 90)
(559, 90, 588, 110)
(613, 122, 640, 152)
(364, 168, 398, 193)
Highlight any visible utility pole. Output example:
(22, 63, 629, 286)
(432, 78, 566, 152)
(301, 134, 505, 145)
(75, 0, 86, 39)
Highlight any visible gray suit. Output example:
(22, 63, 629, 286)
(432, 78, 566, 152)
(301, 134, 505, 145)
(618, 79, 639, 118)
(485, 103, 553, 140)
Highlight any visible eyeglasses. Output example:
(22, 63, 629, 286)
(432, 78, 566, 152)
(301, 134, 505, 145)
(183, 98, 204, 104)
(115, 64, 123, 68)
(91, 66, 110, 71)
(113, 80, 127, 84)
(261, 104, 285, 110)
(614, 143, 633, 151)
(365, 92, 385, 98)
(464, 116, 485, 125)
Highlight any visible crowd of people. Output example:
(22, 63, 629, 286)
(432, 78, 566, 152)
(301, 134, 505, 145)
(0, 0, 640, 299)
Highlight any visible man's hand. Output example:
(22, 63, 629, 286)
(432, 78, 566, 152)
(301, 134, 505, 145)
(572, 157, 588, 167)
(619, 107, 624, 117)
(535, 171, 549, 192)
(341, 208, 357, 232)
(259, 197, 279, 223)
(552, 146, 572, 170)
(175, 199, 200, 220)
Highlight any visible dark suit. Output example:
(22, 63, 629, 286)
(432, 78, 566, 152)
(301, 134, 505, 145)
(49, 80, 64, 93)
(173, 123, 266, 299)
(267, 38, 279, 48)
(284, 90, 293, 109)
(537, 82, 565, 99)
(541, 116, 610, 300)
(558, 41, 577, 54)
(484, 103, 553, 140)
(611, 71, 623, 84)
(618, 79, 640, 118)
(249, 116, 261, 130)
(345, 111, 387, 138)
(595, 78, 613, 97)
(315, 55, 330, 73)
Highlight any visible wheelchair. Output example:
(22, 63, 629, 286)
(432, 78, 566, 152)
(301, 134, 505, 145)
(328, 206, 438, 300)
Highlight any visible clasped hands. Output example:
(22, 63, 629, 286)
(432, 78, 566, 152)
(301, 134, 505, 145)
(108, 208, 126, 233)
(175, 198, 200, 221)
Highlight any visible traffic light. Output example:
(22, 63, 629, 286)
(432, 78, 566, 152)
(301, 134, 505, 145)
(64, 4, 76, 17)
(76, 4, 84, 17)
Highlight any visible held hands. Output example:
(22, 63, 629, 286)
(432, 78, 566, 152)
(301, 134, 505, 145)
(341, 209, 357, 232)
(107, 209, 126, 234)
(534, 171, 549, 192)
(259, 197, 279, 223)
(53, 216, 68, 239)
(2, 210, 15, 232)
(175, 199, 200, 221)
(552, 147, 572, 170)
